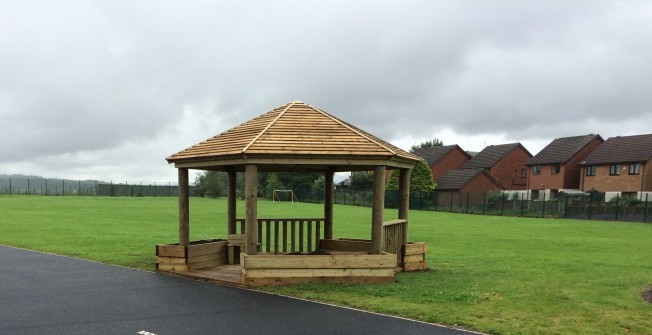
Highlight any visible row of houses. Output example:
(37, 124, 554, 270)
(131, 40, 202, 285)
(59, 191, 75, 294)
(412, 133, 652, 202)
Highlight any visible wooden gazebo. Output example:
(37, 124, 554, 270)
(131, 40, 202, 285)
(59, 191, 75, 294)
(156, 101, 428, 287)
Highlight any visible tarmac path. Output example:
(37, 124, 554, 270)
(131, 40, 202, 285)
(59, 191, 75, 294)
(0, 245, 480, 335)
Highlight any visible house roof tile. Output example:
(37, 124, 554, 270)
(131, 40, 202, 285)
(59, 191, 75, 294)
(436, 168, 501, 190)
(583, 133, 652, 165)
(411, 145, 471, 166)
(527, 134, 603, 165)
(461, 143, 530, 169)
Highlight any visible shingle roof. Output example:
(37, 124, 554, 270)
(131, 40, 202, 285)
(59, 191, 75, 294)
(461, 143, 530, 169)
(411, 145, 470, 166)
(436, 168, 500, 190)
(583, 133, 652, 165)
(166, 100, 422, 168)
(527, 134, 603, 165)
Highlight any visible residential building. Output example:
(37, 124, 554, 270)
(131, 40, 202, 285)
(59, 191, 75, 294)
(580, 134, 652, 201)
(411, 145, 472, 183)
(526, 134, 603, 200)
(461, 143, 532, 190)
(435, 168, 503, 207)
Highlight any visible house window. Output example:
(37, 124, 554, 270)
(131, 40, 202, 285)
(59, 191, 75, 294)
(629, 163, 641, 175)
(609, 164, 620, 176)
(551, 165, 560, 174)
(520, 168, 526, 178)
(532, 165, 541, 175)
(586, 166, 596, 176)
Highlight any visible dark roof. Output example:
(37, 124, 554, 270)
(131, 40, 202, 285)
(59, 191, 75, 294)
(436, 168, 501, 190)
(462, 143, 531, 169)
(411, 145, 471, 166)
(527, 134, 603, 165)
(583, 133, 652, 165)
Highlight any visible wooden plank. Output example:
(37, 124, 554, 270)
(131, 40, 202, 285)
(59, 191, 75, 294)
(403, 261, 427, 272)
(383, 219, 407, 227)
(307, 220, 312, 251)
(227, 167, 237, 234)
(241, 253, 396, 270)
(188, 259, 221, 271)
(265, 220, 271, 253)
(319, 239, 371, 252)
(188, 252, 226, 264)
(187, 241, 228, 257)
(299, 220, 304, 252)
(156, 244, 186, 257)
(371, 166, 386, 254)
(282, 220, 288, 253)
(324, 170, 334, 239)
(404, 242, 427, 255)
(157, 256, 187, 265)
(291, 220, 296, 252)
(156, 263, 189, 271)
(403, 254, 425, 263)
(243, 268, 395, 279)
(244, 275, 395, 287)
(274, 219, 279, 254)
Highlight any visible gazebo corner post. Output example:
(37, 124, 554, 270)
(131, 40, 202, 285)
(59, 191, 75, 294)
(245, 164, 258, 255)
(178, 168, 190, 247)
(227, 166, 237, 235)
(371, 166, 386, 254)
(324, 169, 334, 240)
(398, 168, 410, 246)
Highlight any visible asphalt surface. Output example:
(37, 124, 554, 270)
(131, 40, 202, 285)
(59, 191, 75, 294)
(0, 246, 479, 335)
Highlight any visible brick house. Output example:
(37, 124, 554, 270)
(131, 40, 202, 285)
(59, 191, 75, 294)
(435, 168, 502, 207)
(460, 143, 532, 190)
(526, 134, 603, 200)
(411, 145, 472, 183)
(580, 134, 652, 201)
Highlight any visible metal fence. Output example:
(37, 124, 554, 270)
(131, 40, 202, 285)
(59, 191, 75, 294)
(295, 188, 651, 223)
(0, 178, 196, 197)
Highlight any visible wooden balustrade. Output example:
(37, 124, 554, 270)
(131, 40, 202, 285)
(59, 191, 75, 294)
(382, 219, 407, 267)
(235, 218, 324, 254)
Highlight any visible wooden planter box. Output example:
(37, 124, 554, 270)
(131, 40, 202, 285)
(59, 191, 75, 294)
(240, 252, 397, 287)
(402, 242, 427, 271)
(156, 239, 228, 271)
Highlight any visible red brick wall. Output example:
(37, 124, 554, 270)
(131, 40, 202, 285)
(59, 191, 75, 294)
(582, 160, 651, 192)
(488, 146, 530, 190)
(529, 137, 603, 191)
(431, 148, 470, 182)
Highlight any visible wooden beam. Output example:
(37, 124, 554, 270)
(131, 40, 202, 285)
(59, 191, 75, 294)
(227, 167, 237, 234)
(178, 168, 190, 247)
(245, 164, 258, 254)
(371, 166, 386, 254)
(324, 169, 334, 239)
(398, 168, 410, 246)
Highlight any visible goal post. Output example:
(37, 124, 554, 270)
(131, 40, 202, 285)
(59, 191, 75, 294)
(272, 189, 298, 203)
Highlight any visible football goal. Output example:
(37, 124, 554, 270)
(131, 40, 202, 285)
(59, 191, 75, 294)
(272, 189, 298, 203)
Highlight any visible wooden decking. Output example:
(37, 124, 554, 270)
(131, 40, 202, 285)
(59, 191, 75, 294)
(159, 264, 244, 288)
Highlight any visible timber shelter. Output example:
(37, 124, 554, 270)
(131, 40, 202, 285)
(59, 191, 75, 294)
(157, 100, 428, 287)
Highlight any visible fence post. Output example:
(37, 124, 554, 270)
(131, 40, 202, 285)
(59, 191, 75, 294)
(465, 192, 470, 213)
(27, 179, 30, 195)
(500, 192, 504, 216)
(614, 194, 619, 221)
(520, 194, 524, 217)
(8, 178, 11, 195)
(588, 193, 592, 220)
(62, 179, 65, 196)
(564, 195, 568, 217)
(482, 192, 486, 215)
(541, 193, 546, 218)
(449, 193, 453, 212)
(644, 194, 649, 223)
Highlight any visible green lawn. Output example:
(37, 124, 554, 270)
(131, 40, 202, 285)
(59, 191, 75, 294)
(1, 196, 651, 335)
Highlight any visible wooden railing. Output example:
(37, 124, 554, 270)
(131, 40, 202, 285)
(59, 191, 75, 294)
(382, 219, 407, 266)
(235, 218, 324, 254)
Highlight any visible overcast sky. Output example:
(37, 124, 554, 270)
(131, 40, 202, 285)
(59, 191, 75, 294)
(2, 1, 651, 183)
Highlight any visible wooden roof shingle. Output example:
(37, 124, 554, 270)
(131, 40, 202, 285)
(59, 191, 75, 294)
(166, 100, 421, 170)
(527, 134, 603, 165)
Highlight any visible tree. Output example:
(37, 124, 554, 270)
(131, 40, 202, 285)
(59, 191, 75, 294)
(350, 172, 373, 190)
(194, 171, 227, 197)
(386, 160, 436, 191)
(410, 138, 444, 151)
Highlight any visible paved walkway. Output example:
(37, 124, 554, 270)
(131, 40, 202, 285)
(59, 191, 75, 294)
(0, 246, 479, 335)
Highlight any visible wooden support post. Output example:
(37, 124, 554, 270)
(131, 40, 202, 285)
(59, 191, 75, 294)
(178, 168, 190, 247)
(227, 167, 237, 234)
(324, 169, 334, 240)
(398, 168, 410, 246)
(371, 166, 386, 254)
(245, 164, 258, 255)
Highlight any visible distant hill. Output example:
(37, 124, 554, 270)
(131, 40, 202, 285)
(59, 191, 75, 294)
(0, 174, 45, 179)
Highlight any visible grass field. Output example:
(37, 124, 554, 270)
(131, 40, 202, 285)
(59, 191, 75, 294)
(1, 196, 651, 335)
